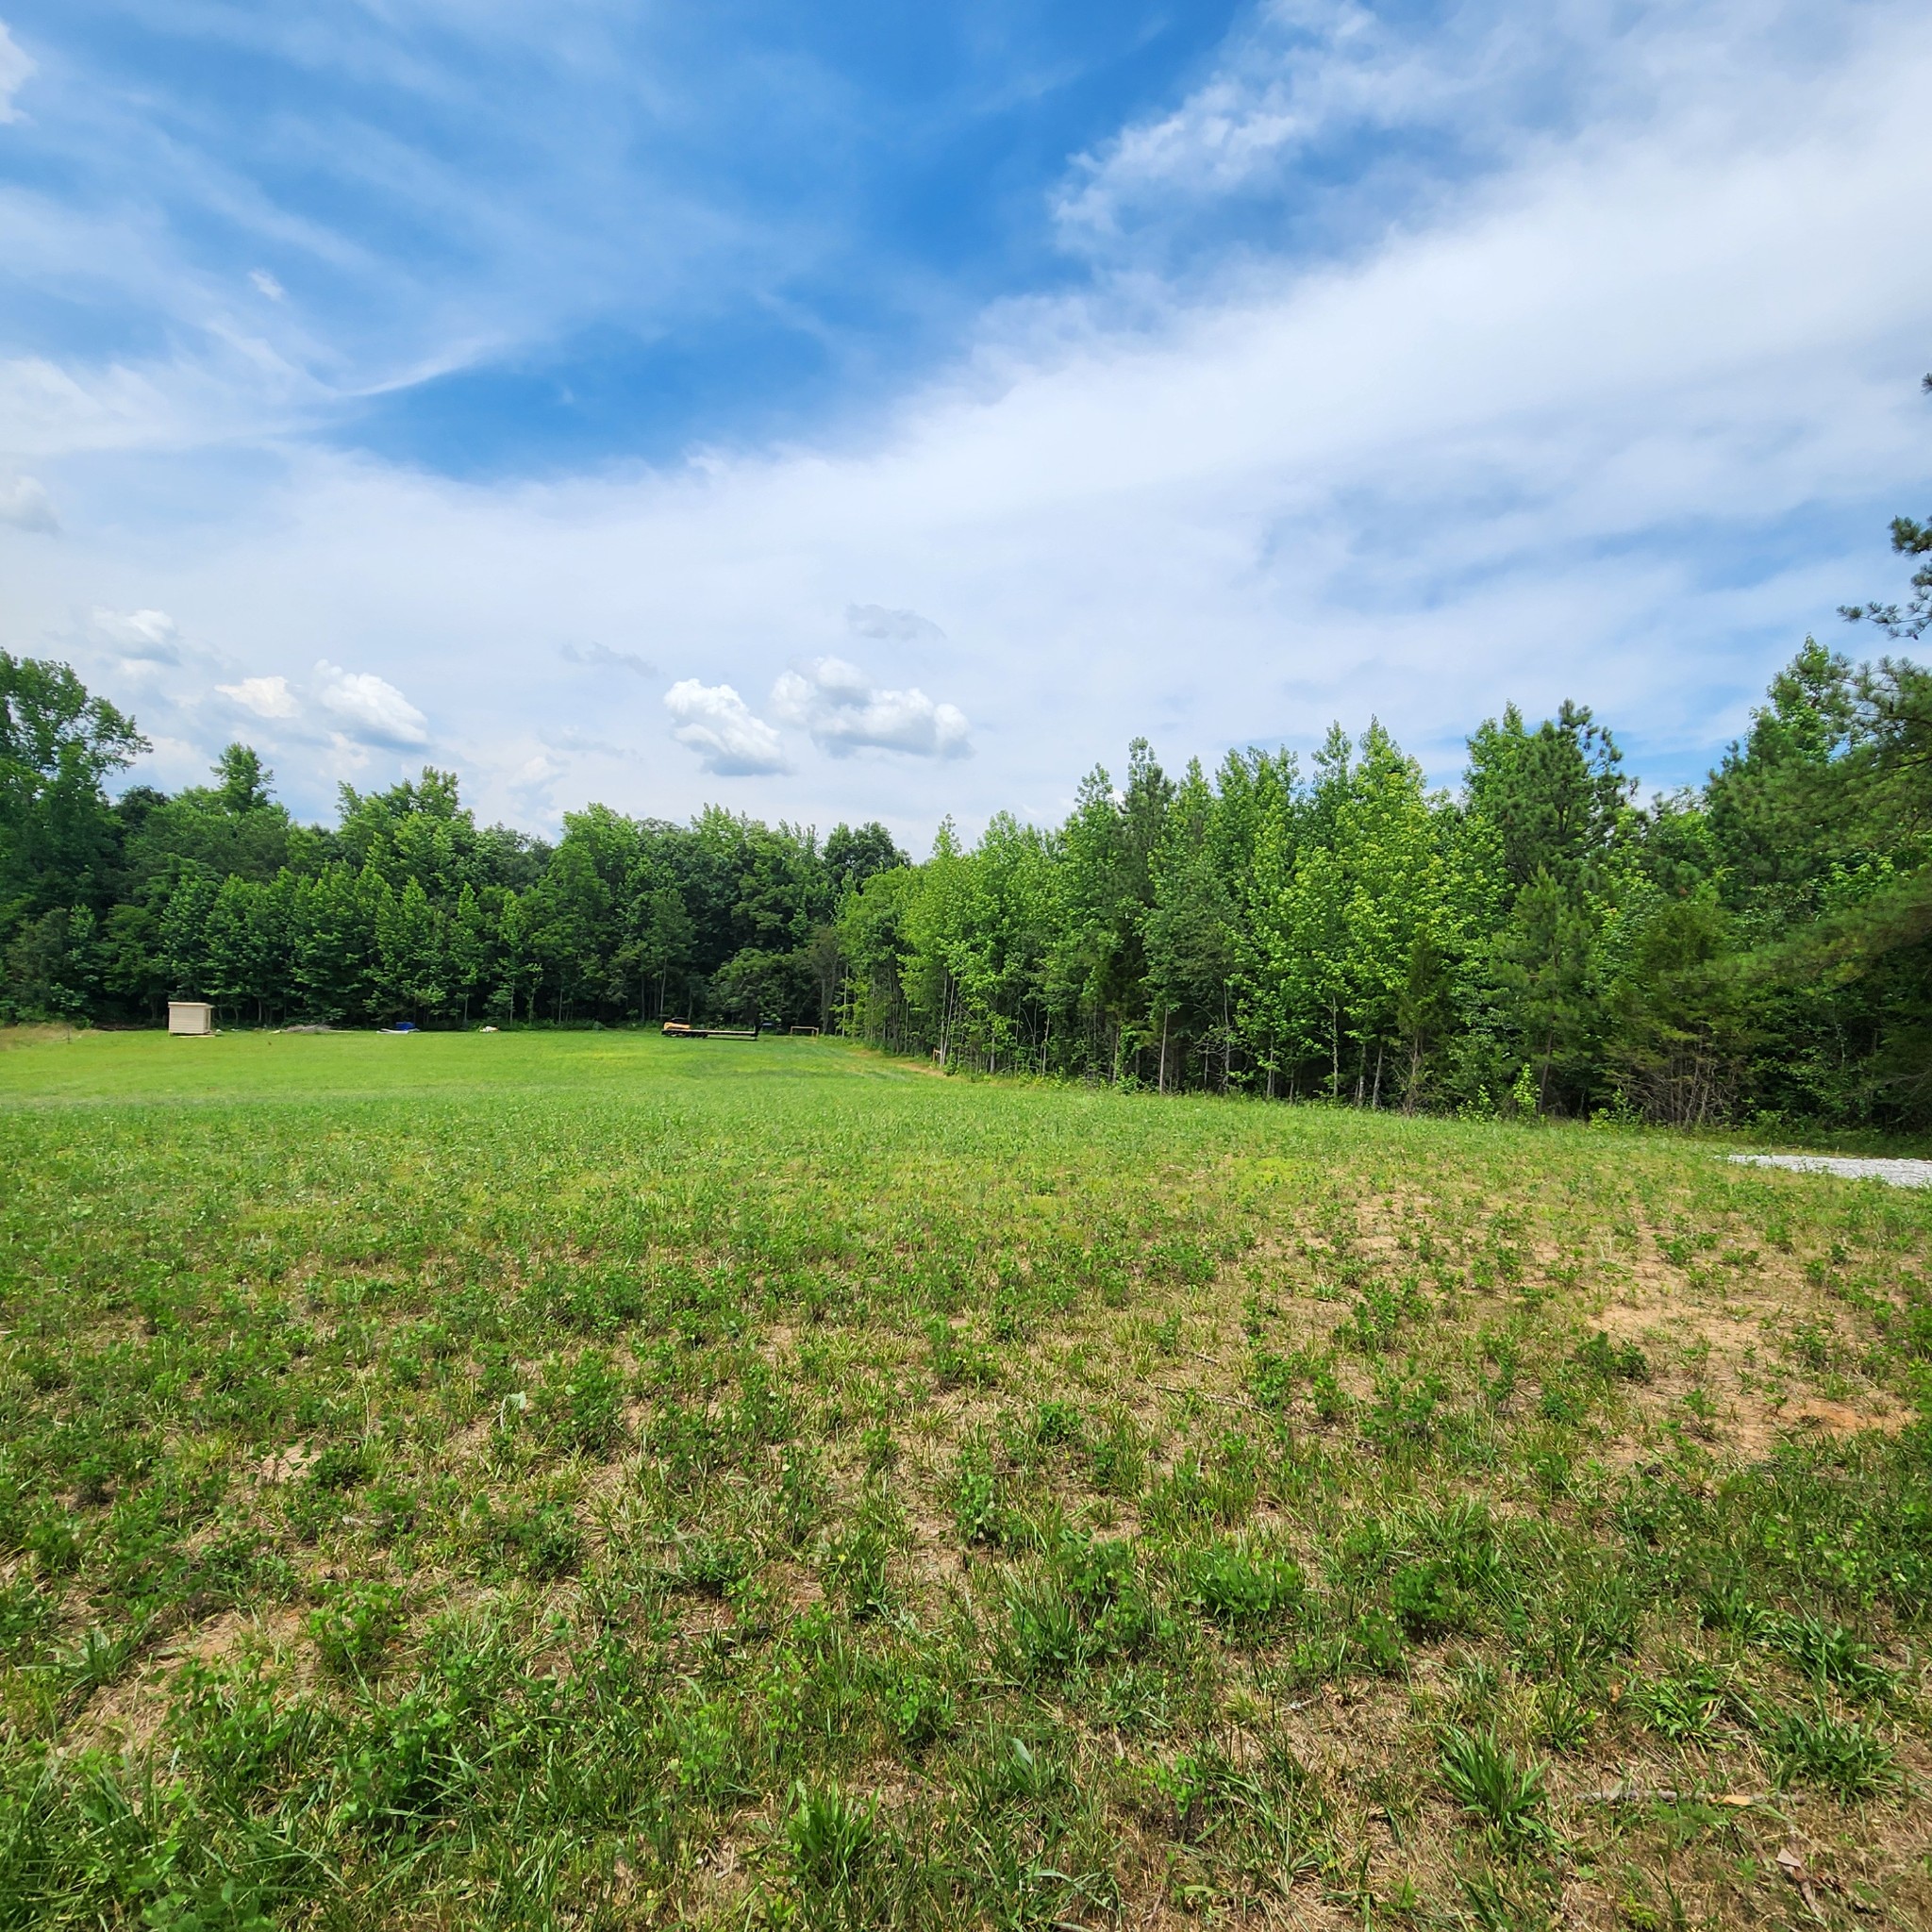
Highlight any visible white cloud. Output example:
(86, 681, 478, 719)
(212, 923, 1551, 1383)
(773, 657, 971, 759)
(0, 473, 56, 532)
(847, 604, 946, 645)
(1054, 1, 1831, 253)
(313, 659, 429, 746)
(0, 23, 33, 125)
(3, 3, 1930, 834)
(90, 608, 182, 662)
(663, 678, 790, 774)
(559, 640, 656, 676)
(1058, 0, 1402, 239)
(249, 269, 287, 301)
(217, 674, 300, 719)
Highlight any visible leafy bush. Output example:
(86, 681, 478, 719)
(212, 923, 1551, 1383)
(677, 1535, 754, 1597)
(308, 1441, 373, 1492)
(1001, 1535, 1155, 1680)
(482, 1498, 582, 1580)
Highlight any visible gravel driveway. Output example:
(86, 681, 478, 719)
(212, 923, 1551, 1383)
(1729, 1154, 1932, 1188)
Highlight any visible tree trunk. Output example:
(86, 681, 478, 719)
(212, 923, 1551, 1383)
(1371, 1040, 1384, 1109)
(1158, 1009, 1169, 1094)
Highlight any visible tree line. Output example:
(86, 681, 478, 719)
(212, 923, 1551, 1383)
(7, 464, 1931, 1135)
(3, 635, 1925, 1128)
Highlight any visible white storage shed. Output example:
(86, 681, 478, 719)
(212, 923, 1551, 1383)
(168, 1001, 214, 1036)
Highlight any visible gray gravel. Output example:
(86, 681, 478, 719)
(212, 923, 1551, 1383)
(1729, 1154, 1932, 1189)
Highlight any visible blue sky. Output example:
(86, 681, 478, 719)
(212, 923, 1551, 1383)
(1, 1, 1929, 841)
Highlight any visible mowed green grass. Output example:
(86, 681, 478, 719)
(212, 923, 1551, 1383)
(0, 1029, 1927, 1930)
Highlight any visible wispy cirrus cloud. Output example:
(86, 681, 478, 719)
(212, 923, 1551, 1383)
(847, 604, 946, 645)
(0, 21, 34, 125)
(559, 640, 657, 677)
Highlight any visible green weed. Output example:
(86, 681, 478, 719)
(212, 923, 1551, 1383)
(1438, 1725, 1550, 1848)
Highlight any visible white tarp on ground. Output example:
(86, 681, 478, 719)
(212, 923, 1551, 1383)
(1729, 1155, 1932, 1189)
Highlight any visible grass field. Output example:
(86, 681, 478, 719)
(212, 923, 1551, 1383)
(1, 1028, 1927, 1930)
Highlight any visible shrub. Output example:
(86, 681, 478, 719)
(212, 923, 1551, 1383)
(338, 1684, 466, 1831)
(1001, 1535, 1154, 1680)
(308, 1441, 372, 1491)
(874, 1661, 957, 1748)
(677, 1536, 754, 1598)
(0, 1576, 56, 1662)
(1031, 1399, 1085, 1449)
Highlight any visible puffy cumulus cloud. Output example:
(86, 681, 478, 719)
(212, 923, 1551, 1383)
(217, 674, 300, 720)
(663, 678, 789, 775)
(0, 22, 33, 125)
(0, 474, 57, 532)
(313, 660, 429, 747)
(90, 608, 182, 662)
(847, 604, 945, 645)
(772, 658, 971, 760)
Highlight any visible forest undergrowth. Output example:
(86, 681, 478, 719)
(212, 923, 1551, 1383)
(0, 1029, 1928, 1929)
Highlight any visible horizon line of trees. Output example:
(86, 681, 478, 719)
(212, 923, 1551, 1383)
(2, 634, 1925, 1129)
(5, 445, 1929, 1128)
